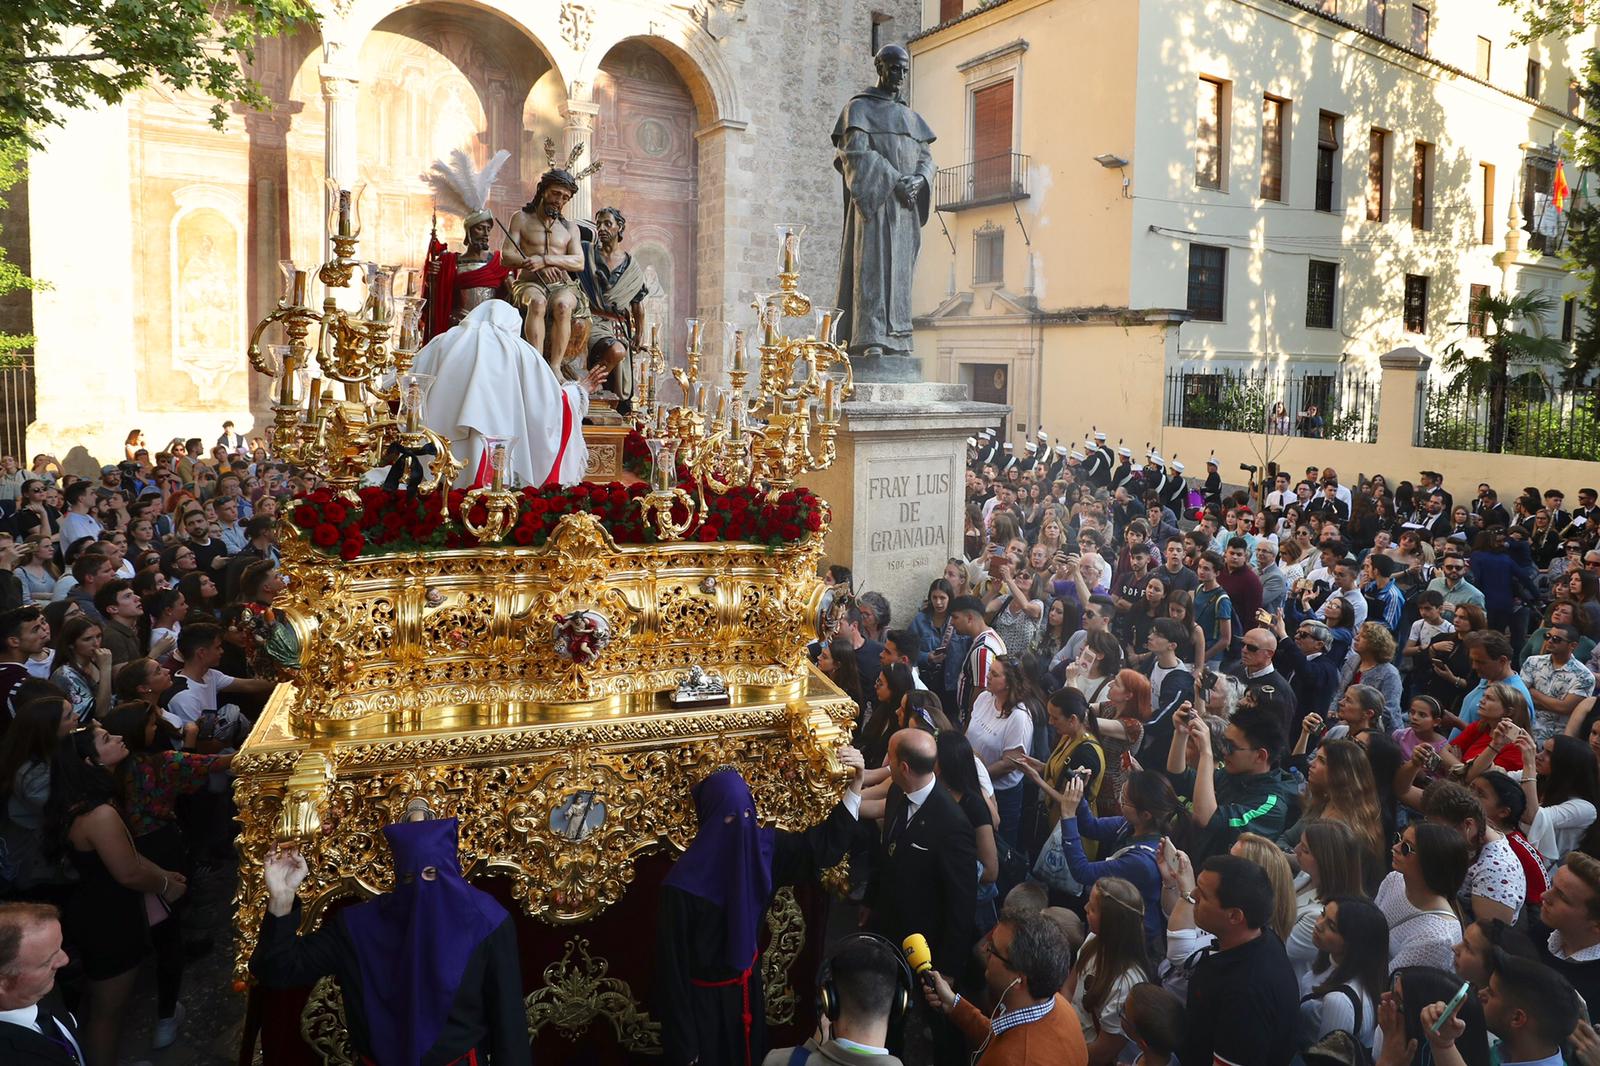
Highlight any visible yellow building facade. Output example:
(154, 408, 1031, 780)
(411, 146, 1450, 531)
(909, 0, 1596, 442)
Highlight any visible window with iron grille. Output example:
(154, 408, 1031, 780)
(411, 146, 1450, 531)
(1412, 142, 1433, 230)
(1404, 274, 1429, 333)
(1367, 128, 1388, 221)
(1527, 60, 1544, 100)
(974, 226, 1004, 284)
(1306, 261, 1337, 329)
(1564, 296, 1577, 341)
(1523, 154, 1557, 253)
(1316, 112, 1341, 212)
(1187, 244, 1227, 321)
(939, 0, 961, 21)
(1367, 0, 1387, 33)
(1468, 284, 1489, 337)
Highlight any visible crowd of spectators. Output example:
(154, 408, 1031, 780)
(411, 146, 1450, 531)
(803, 430, 1600, 1065)
(0, 425, 288, 1065)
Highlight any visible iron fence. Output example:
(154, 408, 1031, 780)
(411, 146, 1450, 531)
(1163, 366, 1380, 443)
(0, 356, 34, 461)
(1416, 378, 1600, 459)
(933, 152, 1031, 211)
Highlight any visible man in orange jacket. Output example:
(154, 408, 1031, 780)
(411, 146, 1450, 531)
(922, 911, 1086, 1065)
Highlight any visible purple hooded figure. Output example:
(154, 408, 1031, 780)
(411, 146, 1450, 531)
(655, 759, 865, 1066)
(252, 818, 530, 1065)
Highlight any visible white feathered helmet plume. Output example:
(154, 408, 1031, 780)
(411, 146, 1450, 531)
(423, 148, 511, 229)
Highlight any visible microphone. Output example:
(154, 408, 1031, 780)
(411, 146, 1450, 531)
(901, 933, 934, 986)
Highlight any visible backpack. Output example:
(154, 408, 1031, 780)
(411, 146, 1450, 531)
(1300, 984, 1372, 1065)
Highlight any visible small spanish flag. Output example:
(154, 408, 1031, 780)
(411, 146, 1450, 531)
(1554, 159, 1571, 214)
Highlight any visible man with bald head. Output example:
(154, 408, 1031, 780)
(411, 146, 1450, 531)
(1230, 627, 1297, 730)
(865, 728, 975, 1066)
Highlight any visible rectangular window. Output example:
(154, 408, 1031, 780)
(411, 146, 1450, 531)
(974, 228, 1004, 284)
(1404, 273, 1429, 333)
(939, 0, 962, 22)
(1196, 78, 1227, 190)
(1410, 5, 1429, 50)
(1480, 163, 1496, 244)
(1367, 0, 1387, 33)
(1412, 141, 1433, 230)
(1476, 37, 1492, 80)
(1524, 154, 1557, 252)
(1468, 283, 1490, 337)
(971, 79, 1014, 199)
(1306, 261, 1338, 329)
(1261, 96, 1287, 201)
(1316, 111, 1341, 212)
(1367, 128, 1389, 221)
(1564, 296, 1577, 341)
(1187, 243, 1227, 322)
(1527, 59, 1544, 100)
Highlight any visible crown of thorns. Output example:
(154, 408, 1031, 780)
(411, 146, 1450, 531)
(543, 137, 603, 182)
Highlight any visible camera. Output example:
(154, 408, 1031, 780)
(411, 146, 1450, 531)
(1239, 463, 1258, 473)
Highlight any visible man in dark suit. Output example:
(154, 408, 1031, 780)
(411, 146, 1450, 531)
(1270, 615, 1342, 730)
(0, 903, 82, 1065)
(864, 729, 976, 1066)
(1229, 627, 1298, 731)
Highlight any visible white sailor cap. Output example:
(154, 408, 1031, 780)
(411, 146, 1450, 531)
(1036, 428, 1049, 442)
(1149, 452, 1164, 465)
(966, 437, 977, 447)
(1094, 431, 1107, 442)
(1070, 450, 1086, 462)
(981, 428, 995, 439)
(1206, 456, 1219, 466)
(1055, 444, 1070, 456)
(1025, 441, 1038, 453)
(1003, 441, 1014, 451)
(1118, 446, 1132, 458)
(1172, 461, 1186, 472)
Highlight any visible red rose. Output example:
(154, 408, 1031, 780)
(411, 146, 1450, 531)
(777, 504, 797, 522)
(804, 511, 823, 531)
(309, 488, 333, 505)
(467, 502, 488, 527)
(381, 511, 405, 531)
(292, 507, 318, 529)
(339, 538, 363, 561)
(627, 482, 647, 498)
(512, 525, 536, 545)
(525, 497, 549, 516)
(697, 524, 721, 542)
(312, 523, 341, 547)
(780, 523, 802, 540)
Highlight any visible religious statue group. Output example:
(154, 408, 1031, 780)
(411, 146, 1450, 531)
(407, 41, 936, 491)
(411, 141, 650, 489)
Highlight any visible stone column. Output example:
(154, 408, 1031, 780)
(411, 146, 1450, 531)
(319, 64, 361, 243)
(562, 99, 600, 220)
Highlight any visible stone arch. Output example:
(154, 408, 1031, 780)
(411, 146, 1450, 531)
(332, 0, 567, 88)
(575, 28, 741, 129)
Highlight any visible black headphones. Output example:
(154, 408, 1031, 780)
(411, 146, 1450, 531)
(817, 932, 915, 1025)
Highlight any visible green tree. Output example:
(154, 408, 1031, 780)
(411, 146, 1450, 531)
(1440, 289, 1572, 453)
(0, 0, 318, 149)
(0, 137, 34, 362)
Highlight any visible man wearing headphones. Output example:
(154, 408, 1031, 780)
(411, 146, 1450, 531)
(762, 934, 909, 1065)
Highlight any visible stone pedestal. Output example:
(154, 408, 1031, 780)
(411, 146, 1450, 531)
(804, 382, 1009, 614)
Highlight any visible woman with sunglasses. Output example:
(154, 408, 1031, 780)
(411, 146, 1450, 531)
(1375, 822, 1468, 972)
(1018, 688, 1104, 854)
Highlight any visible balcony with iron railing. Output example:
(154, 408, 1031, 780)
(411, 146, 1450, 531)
(934, 152, 1031, 211)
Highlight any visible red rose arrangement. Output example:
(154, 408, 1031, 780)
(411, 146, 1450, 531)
(621, 429, 692, 483)
(288, 479, 829, 559)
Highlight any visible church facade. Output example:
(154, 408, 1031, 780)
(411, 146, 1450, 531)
(9, 0, 915, 462)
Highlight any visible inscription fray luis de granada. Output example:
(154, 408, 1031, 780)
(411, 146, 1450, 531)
(865, 468, 951, 563)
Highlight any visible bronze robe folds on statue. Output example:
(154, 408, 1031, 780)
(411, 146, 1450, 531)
(831, 88, 936, 356)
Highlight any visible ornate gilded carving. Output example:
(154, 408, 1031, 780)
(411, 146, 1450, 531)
(300, 975, 356, 1066)
(762, 886, 806, 1026)
(525, 937, 660, 1052)
(230, 679, 855, 985)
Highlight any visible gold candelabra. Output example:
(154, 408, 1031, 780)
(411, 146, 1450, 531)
(632, 224, 853, 538)
(245, 180, 460, 511)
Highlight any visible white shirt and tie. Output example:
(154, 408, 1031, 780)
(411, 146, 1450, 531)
(0, 1000, 85, 1062)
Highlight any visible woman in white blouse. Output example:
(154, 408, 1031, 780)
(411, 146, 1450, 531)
(1375, 823, 1468, 972)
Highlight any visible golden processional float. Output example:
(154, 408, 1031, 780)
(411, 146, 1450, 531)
(234, 187, 855, 1060)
